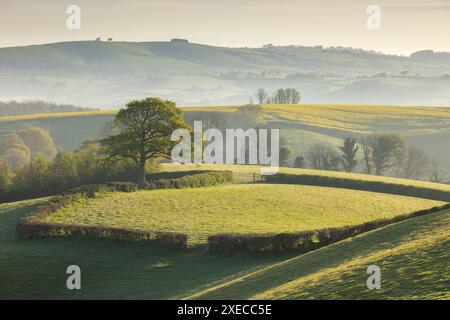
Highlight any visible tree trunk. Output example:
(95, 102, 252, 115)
(138, 160, 146, 185)
(375, 167, 382, 176)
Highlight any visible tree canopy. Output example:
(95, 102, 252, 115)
(100, 97, 189, 184)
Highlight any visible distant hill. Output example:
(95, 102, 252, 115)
(410, 50, 450, 66)
(1, 41, 450, 76)
(1, 41, 450, 107)
(0, 100, 95, 117)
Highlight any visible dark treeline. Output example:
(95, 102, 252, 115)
(0, 100, 95, 117)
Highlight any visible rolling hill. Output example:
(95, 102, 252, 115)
(2, 104, 450, 176)
(184, 208, 450, 300)
(1, 166, 448, 299)
(1, 41, 450, 106)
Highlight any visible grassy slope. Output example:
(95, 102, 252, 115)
(0, 112, 115, 151)
(187, 104, 450, 134)
(3, 103, 450, 134)
(3, 41, 450, 77)
(184, 209, 450, 300)
(161, 164, 450, 192)
(45, 184, 443, 245)
(0, 199, 290, 299)
(2, 104, 450, 160)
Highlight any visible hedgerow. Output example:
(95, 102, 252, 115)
(144, 170, 233, 189)
(15, 182, 188, 249)
(208, 203, 450, 255)
(263, 173, 450, 201)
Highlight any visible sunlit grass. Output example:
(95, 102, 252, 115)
(4, 104, 450, 135)
(0, 110, 117, 122)
(187, 104, 450, 134)
(161, 163, 450, 192)
(0, 199, 287, 299)
(185, 209, 450, 300)
(45, 184, 443, 245)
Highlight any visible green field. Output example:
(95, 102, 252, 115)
(4, 104, 450, 135)
(2, 103, 450, 299)
(2, 103, 450, 170)
(0, 199, 290, 299)
(1, 187, 448, 299)
(161, 163, 450, 191)
(184, 208, 450, 300)
(44, 184, 443, 245)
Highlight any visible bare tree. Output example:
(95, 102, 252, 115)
(272, 89, 288, 104)
(429, 160, 443, 183)
(401, 146, 430, 180)
(306, 143, 340, 171)
(360, 135, 373, 174)
(270, 88, 301, 104)
(255, 88, 268, 104)
(371, 133, 405, 176)
(285, 88, 301, 104)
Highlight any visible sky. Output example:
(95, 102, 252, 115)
(0, 0, 449, 55)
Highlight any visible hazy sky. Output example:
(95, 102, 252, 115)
(1, 0, 449, 55)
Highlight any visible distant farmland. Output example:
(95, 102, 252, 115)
(2, 104, 450, 171)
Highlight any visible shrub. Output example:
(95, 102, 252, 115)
(105, 181, 138, 193)
(63, 184, 108, 197)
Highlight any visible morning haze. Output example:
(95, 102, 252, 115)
(0, 0, 449, 55)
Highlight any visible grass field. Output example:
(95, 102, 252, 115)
(187, 104, 450, 134)
(44, 184, 443, 245)
(161, 163, 450, 192)
(2, 192, 447, 299)
(2, 103, 450, 141)
(0, 199, 290, 299)
(2, 104, 450, 171)
(2, 104, 450, 299)
(184, 209, 450, 300)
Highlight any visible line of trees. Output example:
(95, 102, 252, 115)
(291, 133, 443, 183)
(0, 100, 94, 117)
(252, 88, 301, 104)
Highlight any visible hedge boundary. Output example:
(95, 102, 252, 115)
(145, 170, 233, 190)
(15, 181, 188, 249)
(206, 172, 450, 255)
(208, 203, 450, 255)
(15, 171, 233, 248)
(263, 173, 450, 202)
